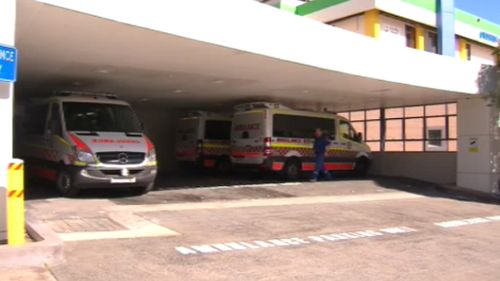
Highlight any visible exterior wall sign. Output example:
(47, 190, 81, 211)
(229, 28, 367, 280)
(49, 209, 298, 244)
(382, 24, 400, 34)
(468, 137, 479, 153)
(0, 44, 17, 83)
(479, 31, 498, 43)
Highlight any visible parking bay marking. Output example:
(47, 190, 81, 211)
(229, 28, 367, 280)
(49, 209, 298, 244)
(434, 215, 500, 228)
(175, 226, 416, 255)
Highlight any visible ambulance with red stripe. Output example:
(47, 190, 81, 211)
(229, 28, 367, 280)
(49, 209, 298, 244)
(175, 111, 232, 172)
(19, 92, 157, 196)
(230, 102, 371, 179)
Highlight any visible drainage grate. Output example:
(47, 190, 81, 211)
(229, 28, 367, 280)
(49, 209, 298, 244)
(44, 217, 126, 233)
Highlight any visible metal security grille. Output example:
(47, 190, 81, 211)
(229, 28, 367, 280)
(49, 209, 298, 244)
(96, 152, 145, 164)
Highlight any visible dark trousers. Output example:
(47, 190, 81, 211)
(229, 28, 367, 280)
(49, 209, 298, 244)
(311, 153, 332, 181)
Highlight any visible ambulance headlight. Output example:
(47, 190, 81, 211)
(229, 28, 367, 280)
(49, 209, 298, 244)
(147, 149, 157, 164)
(77, 151, 96, 164)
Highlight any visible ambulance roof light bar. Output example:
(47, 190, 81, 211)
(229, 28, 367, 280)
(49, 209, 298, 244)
(234, 102, 289, 111)
(52, 90, 118, 99)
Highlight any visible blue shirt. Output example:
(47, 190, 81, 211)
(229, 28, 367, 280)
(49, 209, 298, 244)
(313, 137, 330, 155)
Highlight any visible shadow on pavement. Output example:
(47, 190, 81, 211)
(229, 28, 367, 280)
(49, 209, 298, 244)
(25, 170, 500, 206)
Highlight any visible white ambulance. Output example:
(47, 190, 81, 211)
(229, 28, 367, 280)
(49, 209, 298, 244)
(230, 102, 372, 179)
(19, 92, 157, 196)
(175, 111, 232, 173)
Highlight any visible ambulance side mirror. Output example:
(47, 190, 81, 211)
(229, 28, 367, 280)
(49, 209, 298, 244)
(356, 132, 363, 142)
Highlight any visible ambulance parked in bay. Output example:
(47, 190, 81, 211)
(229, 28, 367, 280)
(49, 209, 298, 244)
(19, 92, 157, 196)
(175, 111, 232, 172)
(230, 102, 371, 179)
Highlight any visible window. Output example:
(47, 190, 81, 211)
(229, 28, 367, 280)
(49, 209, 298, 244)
(340, 103, 457, 152)
(425, 31, 438, 53)
(405, 25, 416, 49)
(339, 120, 360, 142)
(63, 102, 142, 133)
(426, 127, 447, 151)
(49, 103, 63, 136)
(466, 43, 471, 61)
(25, 104, 49, 135)
(273, 114, 335, 139)
(204, 120, 231, 140)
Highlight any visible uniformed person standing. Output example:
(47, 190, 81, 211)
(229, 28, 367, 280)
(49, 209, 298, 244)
(311, 128, 332, 182)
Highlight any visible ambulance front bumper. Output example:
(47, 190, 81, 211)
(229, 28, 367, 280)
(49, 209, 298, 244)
(68, 165, 157, 189)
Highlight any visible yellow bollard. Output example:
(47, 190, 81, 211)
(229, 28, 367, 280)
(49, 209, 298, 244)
(7, 159, 25, 246)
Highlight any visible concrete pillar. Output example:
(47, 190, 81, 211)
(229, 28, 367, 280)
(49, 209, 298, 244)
(0, 0, 16, 242)
(437, 0, 455, 57)
(457, 97, 500, 195)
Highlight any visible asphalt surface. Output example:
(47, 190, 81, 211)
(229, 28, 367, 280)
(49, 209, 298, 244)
(21, 175, 500, 281)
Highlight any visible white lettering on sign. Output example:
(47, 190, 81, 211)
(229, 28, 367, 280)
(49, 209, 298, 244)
(175, 226, 416, 255)
(0, 50, 15, 63)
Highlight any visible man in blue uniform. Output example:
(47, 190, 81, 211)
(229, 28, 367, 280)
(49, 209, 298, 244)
(311, 128, 333, 182)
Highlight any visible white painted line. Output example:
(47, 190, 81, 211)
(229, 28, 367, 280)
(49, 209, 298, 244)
(434, 216, 497, 228)
(175, 226, 415, 255)
(110, 192, 424, 213)
(279, 182, 301, 186)
(486, 216, 500, 221)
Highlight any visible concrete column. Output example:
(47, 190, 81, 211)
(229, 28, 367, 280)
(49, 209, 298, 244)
(457, 97, 500, 195)
(437, 0, 455, 57)
(0, 0, 16, 242)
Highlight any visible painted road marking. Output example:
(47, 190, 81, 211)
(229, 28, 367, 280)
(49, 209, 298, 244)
(434, 215, 500, 228)
(175, 226, 416, 255)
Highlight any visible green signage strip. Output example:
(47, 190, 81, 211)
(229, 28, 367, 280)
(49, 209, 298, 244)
(296, 0, 351, 16)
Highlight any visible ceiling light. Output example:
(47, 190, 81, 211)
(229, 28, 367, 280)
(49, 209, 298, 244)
(96, 69, 111, 74)
(212, 80, 225, 84)
(173, 89, 183, 93)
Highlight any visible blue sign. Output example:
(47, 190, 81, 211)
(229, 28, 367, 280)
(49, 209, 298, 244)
(479, 32, 498, 44)
(0, 45, 17, 83)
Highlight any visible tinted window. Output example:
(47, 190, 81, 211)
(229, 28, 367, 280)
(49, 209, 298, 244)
(49, 103, 63, 136)
(340, 120, 359, 142)
(205, 120, 231, 140)
(63, 102, 142, 133)
(25, 104, 49, 135)
(273, 114, 335, 139)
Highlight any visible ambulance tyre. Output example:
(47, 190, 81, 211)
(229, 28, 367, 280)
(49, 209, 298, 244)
(56, 169, 79, 197)
(282, 158, 301, 180)
(354, 157, 370, 177)
(131, 182, 155, 196)
(215, 157, 231, 174)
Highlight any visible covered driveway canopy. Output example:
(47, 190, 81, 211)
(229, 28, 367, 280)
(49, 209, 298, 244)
(15, 0, 483, 111)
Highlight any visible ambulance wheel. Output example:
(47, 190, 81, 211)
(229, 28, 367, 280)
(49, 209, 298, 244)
(282, 159, 301, 180)
(131, 182, 155, 196)
(216, 157, 231, 174)
(354, 157, 370, 177)
(56, 169, 79, 197)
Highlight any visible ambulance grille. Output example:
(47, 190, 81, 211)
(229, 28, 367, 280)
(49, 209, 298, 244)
(96, 152, 145, 165)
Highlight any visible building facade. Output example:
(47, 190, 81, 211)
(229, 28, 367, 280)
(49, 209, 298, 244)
(269, 0, 499, 65)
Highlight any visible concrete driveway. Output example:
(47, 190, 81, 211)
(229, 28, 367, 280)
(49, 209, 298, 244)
(23, 176, 500, 281)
